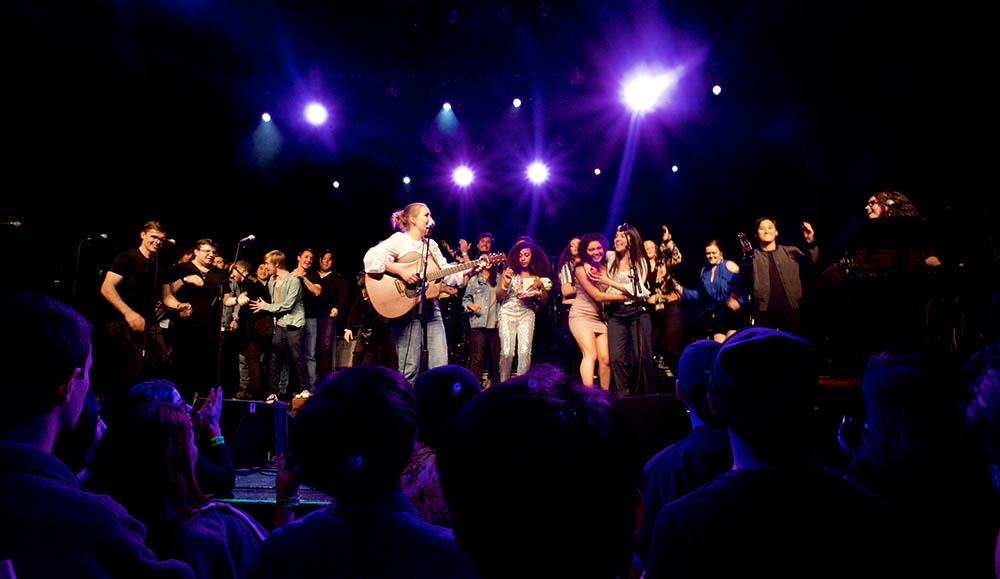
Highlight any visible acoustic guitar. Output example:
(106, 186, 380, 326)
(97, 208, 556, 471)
(366, 251, 505, 318)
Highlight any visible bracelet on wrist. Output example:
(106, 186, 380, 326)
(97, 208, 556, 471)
(210, 435, 225, 447)
(276, 496, 300, 508)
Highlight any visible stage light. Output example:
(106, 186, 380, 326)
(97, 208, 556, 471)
(305, 102, 328, 126)
(452, 166, 474, 187)
(261, 112, 272, 122)
(513, 98, 522, 108)
(442, 102, 452, 111)
(402, 176, 411, 185)
(671, 165, 678, 173)
(712, 85, 722, 96)
(332, 180, 340, 189)
(526, 161, 550, 185)
(622, 72, 676, 113)
(594, 168, 602, 176)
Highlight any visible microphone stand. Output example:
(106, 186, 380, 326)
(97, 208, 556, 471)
(217, 238, 251, 395)
(417, 226, 433, 374)
(625, 238, 647, 397)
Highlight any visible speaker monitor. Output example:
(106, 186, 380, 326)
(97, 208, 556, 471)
(221, 399, 289, 469)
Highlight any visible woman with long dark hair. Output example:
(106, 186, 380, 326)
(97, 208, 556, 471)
(88, 401, 266, 578)
(496, 241, 552, 381)
(569, 233, 627, 389)
(596, 224, 656, 396)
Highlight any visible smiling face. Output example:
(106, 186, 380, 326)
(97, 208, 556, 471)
(613, 231, 628, 252)
(477, 236, 492, 253)
(705, 243, 723, 265)
(865, 196, 883, 219)
(298, 250, 314, 270)
(756, 219, 778, 247)
(194, 244, 216, 268)
(585, 240, 604, 265)
(256, 263, 269, 280)
(140, 229, 165, 255)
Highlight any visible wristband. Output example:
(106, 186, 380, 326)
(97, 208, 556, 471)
(276, 496, 300, 508)
(210, 435, 225, 447)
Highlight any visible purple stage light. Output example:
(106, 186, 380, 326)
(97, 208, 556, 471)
(452, 165, 474, 187)
(304, 102, 328, 126)
(622, 71, 678, 113)
(526, 161, 550, 185)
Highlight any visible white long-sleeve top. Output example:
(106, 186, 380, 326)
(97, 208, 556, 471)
(363, 231, 465, 287)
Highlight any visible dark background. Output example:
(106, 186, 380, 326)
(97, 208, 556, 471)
(7, 0, 993, 319)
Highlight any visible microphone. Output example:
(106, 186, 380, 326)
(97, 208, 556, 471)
(159, 237, 177, 245)
(426, 218, 436, 229)
(85, 234, 110, 242)
(1, 221, 22, 227)
(239, 234, 256, 244)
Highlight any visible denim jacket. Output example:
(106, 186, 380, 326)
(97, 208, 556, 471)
(462, 273, 498, 329)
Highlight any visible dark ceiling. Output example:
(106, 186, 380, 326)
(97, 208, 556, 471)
(7, 0, 991, 304)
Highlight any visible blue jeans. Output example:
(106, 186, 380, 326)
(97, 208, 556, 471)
(304, 317, 318, 388)
(390, 300, 448, 383)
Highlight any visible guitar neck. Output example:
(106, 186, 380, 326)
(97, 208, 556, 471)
(428, 259, 481, 282)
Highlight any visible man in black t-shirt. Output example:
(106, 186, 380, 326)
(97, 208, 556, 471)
(99, 220, 172, 389)
(161, 238, 227, 400)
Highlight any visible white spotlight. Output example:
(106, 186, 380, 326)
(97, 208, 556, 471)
(594, 168, 602, 176)
(261, 112, 272, 122)
(452, 166, 474, 187)
(442, 102, 452, 111)
(713, 85, 722, 96)
(526, 161, 550, 185)
(671, 165, 678, 173)
(622, 72, 677, 113)
(513, 98, 522, 108)
(402, 176, 411, 185)
(305, 102, 328, 126)
(332, 180, 340, 189)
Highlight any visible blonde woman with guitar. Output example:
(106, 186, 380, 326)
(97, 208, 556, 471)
(363, 203, 502, 383)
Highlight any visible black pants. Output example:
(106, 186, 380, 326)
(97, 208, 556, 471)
(171, 322, 219, 401)
(104, 319, 168, 392)
(468, 328, 500, 387)
(316, 316, 337, 383)
(650, 303, 683, 376)
(607, 305, 657, 397)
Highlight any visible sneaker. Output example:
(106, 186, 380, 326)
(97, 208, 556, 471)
(265, 393, 278, 403)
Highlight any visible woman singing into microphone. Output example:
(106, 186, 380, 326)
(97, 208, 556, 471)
(362, 203, 464, 383)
